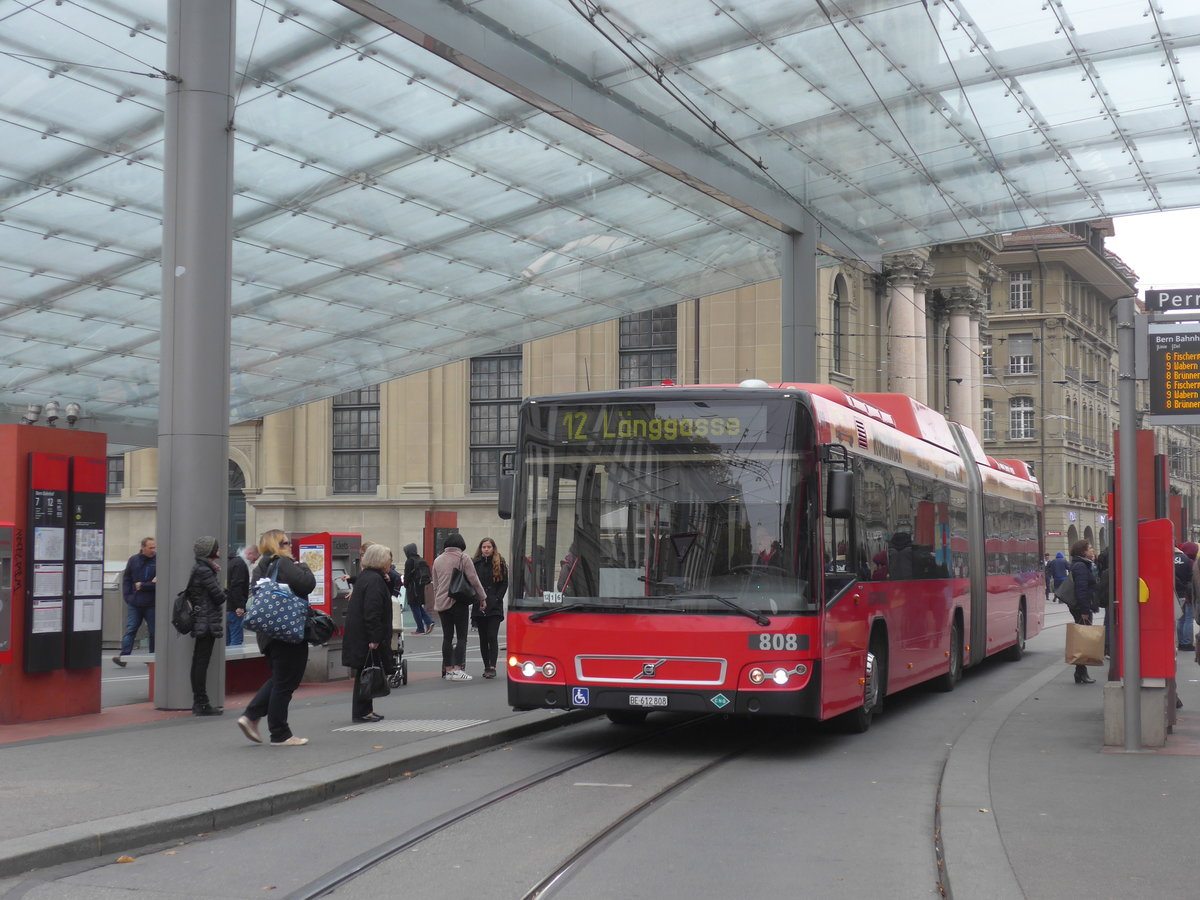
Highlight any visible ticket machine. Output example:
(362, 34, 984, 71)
(291, 531, 361, 627)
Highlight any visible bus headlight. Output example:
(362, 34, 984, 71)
(513, 657, 559, 679)
(749, 667, 766, 685)
(521, 661, 537, 678)
(772, 668, 790, 685)
(541, 661, 557, 678)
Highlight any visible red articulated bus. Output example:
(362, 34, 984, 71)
(498, 381, 1044, 730)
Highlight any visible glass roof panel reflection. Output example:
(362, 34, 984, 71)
(2, 0, 1199, 441)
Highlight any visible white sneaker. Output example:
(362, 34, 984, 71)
(446, 670, 472, 681)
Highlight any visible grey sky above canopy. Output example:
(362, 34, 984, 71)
(1, 0, 1196, 444)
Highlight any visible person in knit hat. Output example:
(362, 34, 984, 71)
(186, 536, 226, 715)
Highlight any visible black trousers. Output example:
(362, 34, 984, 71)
(245, 641, 309, 743)
(440, 603, 471, 670)
(477, 616, 502, 670)
(191, 634, 216, 703)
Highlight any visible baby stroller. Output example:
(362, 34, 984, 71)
(389, 585, 409, 688)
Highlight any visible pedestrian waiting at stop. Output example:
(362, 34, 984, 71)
(225, 543, 260, 647)
(472, 537, 509, 679)
(432, 533, 486, 681)
(342, 542, 394, 723)
(186, 536, 226, 716)
(114, 536, 157, 666)
(1068, 539, 1099, 684)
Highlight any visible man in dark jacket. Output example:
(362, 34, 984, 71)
(115, 536, 157, 666)
(1046, 551, 1070, 602)
(225, 544, 260, 647)
(403, 543, 435, 635)
(188, 536, 226, 716)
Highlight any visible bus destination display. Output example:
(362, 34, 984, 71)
(550, 403, 764, 445)
(1149, 324, 1200, 416)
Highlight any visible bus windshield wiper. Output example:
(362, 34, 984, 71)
(684, 593, 771, 626)
(530, 601, 683, 621)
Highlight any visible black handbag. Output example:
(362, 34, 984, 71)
(449, 563, 475, 604)
(305, 612, 336, 645)
(359, 649, 390, 699)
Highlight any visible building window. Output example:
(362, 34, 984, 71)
(619, 306, 677, 388)
(470, 346, 522, 492)
(981, 342, 993, 376)
(1010, 397, 1035, 440)
(1007, 334, 1035, 375)
(106, 455, 125, 496)
(982, 399, 994, 441)
(831, 276, 846, 373)
(1009, 271, 1033, 310)
(332, 386, 380, 494)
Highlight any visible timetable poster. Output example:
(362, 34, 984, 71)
(26, 452, 68, 672)
(67, 456, 106, 668)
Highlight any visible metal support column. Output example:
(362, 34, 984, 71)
(1117, 296, 1141, 750)
(155, 0, 235, 710)
(781, 221, 818, 383)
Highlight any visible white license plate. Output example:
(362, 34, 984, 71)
(629, 694, 668, 708)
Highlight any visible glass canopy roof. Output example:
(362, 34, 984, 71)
(1, 0, 1198, 444)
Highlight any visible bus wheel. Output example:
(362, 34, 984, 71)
(1001, 607, 1026, 662)
(841, 643, 884, 733)
(607, 710, 649, 726)
(933, 619, 963, 692)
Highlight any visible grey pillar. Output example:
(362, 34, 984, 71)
(155, 1, 235, 710)
(1116, 297, 1140, 750)
(781, 222, 817, 383)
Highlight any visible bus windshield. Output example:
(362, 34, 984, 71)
(509, 395, 818, 616)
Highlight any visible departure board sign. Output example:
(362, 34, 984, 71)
(1148, 324, 1200, 420)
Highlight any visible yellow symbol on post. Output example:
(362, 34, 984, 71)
(1138, 578, 1150, 604)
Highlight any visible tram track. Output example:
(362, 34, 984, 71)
(285, 713, 754, 900)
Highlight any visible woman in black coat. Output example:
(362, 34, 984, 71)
(472, 537, 508, 679)
(342, 543, 395, 722)
(236, 529, 316, 747)
(188, 536, 226, 716)
(1068, 538, 1099, 684)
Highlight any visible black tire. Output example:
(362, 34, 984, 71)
(839, 638, 886, 733)
(401, 658, 409, 685)
(1001, 606, 1027, 662)
(606, 710, 649, 726)
(933, 618, 963, 692)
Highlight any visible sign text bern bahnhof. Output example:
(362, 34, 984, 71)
(1146, 289, 1200, 418)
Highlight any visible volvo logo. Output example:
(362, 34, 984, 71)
(636, 659, 667, 679)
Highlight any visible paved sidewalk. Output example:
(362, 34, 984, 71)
(1, 610, 1197, 898)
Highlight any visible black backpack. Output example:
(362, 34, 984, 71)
(1174, 549, 1192, 596)
(171, 588, 194, 635)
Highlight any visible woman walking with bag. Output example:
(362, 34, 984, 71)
(342, 543, 394, 722)
(1068, 538, 1099, 684)
(431, 533, 486, 681)
(472, 537, 508, 679)
(187, 536, 226, 716)
(236, 529, 316, 747)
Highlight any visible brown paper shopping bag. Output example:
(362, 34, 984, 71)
(1065, 623, 1105, 667)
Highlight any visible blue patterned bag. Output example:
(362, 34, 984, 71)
(245, 561, 307, 644)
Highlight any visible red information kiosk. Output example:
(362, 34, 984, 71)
(0, 424, 107, 723)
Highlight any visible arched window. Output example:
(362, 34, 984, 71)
(831, 275, 847, 373)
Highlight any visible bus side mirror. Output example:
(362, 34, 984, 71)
(497, 450, 517, 520)
(497, 474, 514, 520)
(826, 469, 852, 519)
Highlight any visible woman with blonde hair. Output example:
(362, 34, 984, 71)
(236, 529, 315, 747)
(472, 537, 508, 679)
(342, 542, 394, 722)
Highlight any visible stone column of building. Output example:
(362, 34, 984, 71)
(259, 408, 297, 497)
(883, 254, 924, 397)
(945, 287, 975, 428)
(968, 289, 988, 437)
(912, 263, 935, 405)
